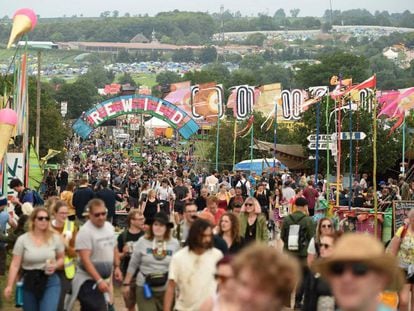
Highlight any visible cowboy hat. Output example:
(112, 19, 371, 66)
(313, 233, 404, 290)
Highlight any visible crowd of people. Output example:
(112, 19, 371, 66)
(0, 134, 412, 311)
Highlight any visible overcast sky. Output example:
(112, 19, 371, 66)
(4, 0, 414, 18)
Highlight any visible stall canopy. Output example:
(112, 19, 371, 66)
(234, 158, 288, 174)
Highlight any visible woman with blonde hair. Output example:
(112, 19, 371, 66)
(216, 184, 231, 210)
(60, 181, 76, 221)
(141, 189, 160, 224)
(51, 200, 78, 311)
(238, 197, 268, 243)
(307, 217, 335, 267)
(4, 207, 65, 311)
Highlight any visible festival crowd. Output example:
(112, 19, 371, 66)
(0, 134, 412, 311)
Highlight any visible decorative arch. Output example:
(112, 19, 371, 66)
(72, 94, 200, 139)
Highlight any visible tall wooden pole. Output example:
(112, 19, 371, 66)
(35, 50, 41, 155)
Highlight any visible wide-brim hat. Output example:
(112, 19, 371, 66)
(312, 233, 404, 291)
(146, 212, 174, 229)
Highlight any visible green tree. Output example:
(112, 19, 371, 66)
(172, 48, 194, 62)
(300, 99, 402, 175)
(273, 9, 286, 19)
(240, 54, 265, 71)
(27, 78, 68, 157)
(118, 73, 138, 87)
(294, 52, 370, 88)
(290, 9, 300, 18)
(198, 46, 218, 63)
(54, 79, 98, 119)
(116, 50, 132, 63)
(156, 71, 182, 86)
(244, 33, 267, 46)
(80, 64, 114, 88)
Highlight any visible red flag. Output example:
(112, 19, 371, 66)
(331, 75, 376, 99)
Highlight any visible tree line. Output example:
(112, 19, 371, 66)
(0, 9, 413, 46)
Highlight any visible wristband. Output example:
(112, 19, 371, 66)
(96, 278, 103, 285)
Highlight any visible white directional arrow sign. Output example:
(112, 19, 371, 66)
(307, 134, 332, 142)
(308, 142, 336, 150)
(331, 132, 366, 141)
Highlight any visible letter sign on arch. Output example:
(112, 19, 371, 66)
(72, 94, 200, 139)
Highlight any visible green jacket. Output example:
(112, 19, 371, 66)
(239, 213, 269, 242)
(281, 211, 315, 258)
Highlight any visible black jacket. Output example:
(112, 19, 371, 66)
(96, 188, 122, 219)
(73, 186, 95, 218)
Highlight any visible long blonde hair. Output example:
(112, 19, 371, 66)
(28, 207, 55, 243)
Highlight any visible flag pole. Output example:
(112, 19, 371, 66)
(326, 94, 330, 200)
(273, 98, 277, 175)
(348, 99, 353, 210)
(233, 119, 237, 170)
(215, 116, 220, 171)
(315, 101, 321, 184)
(373, 88, 378, 236)
(336, 97, 342, 206)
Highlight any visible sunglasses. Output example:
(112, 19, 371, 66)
(321, 224, 332, 228)
(93, 212, 107, 218)
(319, 243, 332, 249)
(36, 216, 50, 221)
(329, 262, 371, 277)
(245, 203, 254, 206)
(214, 273, 232, 283)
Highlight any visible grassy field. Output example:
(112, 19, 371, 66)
(0, 48, 86, 65)
(132, 73, 157, 88)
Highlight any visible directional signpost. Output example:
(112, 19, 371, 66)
(307, 134, 331, 142)
(331, 132, 366, 141)
(308, 142, 336, 150)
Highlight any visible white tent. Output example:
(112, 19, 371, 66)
(144, 117, 170, 128)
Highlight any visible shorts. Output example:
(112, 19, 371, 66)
(123, 281, 137, 308)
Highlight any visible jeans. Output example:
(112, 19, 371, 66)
(23, 273, 60, 311)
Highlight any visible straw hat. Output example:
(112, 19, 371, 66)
(313, 233, 404, 290)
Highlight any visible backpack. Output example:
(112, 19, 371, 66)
(240, 180, 248, 197)
(286, 214, 307, 252)
(32, 190, 45, 206)
(21, 188, 44, 206)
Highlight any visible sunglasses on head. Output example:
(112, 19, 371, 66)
(93, 211, 107, 218)
(36, 216, 50, 221)
(329, 262, 371, 277)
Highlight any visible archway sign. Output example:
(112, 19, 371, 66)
(72, 94, 200, 139)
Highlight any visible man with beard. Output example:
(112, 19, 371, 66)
(164, 219, 223, 311)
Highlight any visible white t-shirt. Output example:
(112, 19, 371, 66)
(168, 246, 223, 311)
(75, 220, 116, 279)
(13, 233, 64, 270)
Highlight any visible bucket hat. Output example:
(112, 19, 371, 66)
(313, 233, 404, 290)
